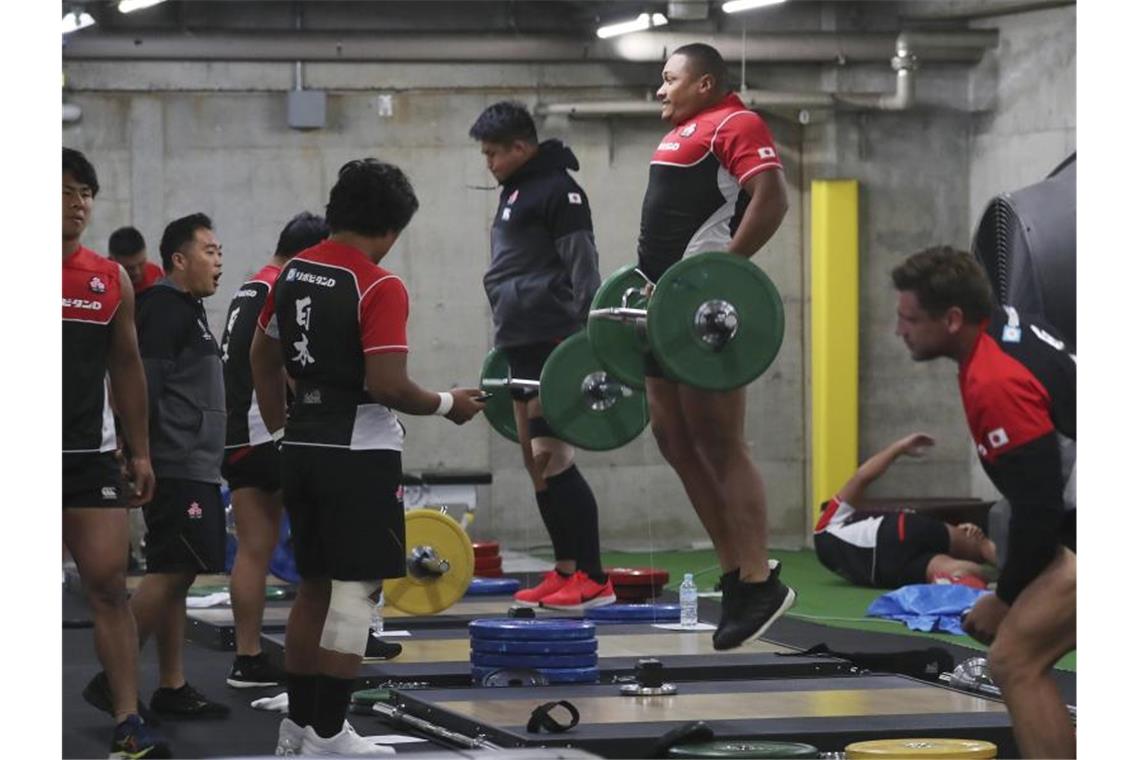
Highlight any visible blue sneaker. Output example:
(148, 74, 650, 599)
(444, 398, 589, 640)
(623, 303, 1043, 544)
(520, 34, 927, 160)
(110, 715, 172, 759)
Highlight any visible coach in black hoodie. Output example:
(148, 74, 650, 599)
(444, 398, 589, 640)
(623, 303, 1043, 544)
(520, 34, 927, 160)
(470, 102, 614, 611)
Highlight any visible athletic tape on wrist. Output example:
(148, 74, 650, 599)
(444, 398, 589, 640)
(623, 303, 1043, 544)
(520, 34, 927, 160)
(434, 392, 454, 416)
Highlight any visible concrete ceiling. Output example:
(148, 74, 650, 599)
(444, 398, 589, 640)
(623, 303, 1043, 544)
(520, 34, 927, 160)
(67, 1, 713, 36)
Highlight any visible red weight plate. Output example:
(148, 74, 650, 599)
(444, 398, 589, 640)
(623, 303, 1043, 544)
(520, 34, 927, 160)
(607, 567, 669, 586)
(475, 568, 504, 578)
(475, 556, 503, 571)
(473, 541, 500, 559)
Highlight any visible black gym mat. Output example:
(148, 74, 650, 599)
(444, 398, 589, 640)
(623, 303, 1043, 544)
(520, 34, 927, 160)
(259, 623, 856, 688)
(384, 673, 1017, 758)
(61, 588, 451, 759)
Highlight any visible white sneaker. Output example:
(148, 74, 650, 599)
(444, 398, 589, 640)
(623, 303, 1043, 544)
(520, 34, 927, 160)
(300, 723, 396, 756)
(275, 717, 304, 756)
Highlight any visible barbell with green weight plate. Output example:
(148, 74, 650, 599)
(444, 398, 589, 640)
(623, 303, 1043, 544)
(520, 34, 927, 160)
(539, 332, 649, 451)
(480, 332, 649, 452)
(586, 264, 651, 390)
(479, 347, 519, 443)
(588, 252, 784, 392)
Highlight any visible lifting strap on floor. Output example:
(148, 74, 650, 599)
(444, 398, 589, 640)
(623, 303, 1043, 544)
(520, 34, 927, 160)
(526, 700, 580, 733)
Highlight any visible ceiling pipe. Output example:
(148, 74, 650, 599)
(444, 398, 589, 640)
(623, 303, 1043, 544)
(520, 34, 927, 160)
(537, 31, 973, 117)
(60, 30, 996, 63)
(833, 33, 917, 111)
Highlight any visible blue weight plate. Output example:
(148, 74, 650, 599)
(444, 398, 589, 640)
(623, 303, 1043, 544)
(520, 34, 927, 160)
(471, 652, 598, 669)
(464, 577, 522, 596)
(469, 618, 596, 641)
(470, 637, 598, 655)
(473, 665, 599, 685)
(585, 603, 681, 622)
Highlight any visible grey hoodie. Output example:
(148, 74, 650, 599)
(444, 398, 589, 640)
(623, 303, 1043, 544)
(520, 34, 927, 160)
(136, 278, 225, 483)
(483, 139, 601, 348)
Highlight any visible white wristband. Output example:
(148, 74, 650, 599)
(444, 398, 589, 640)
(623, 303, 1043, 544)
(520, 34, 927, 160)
(271, 428, 285, 443)
(434, 392, 454, 416)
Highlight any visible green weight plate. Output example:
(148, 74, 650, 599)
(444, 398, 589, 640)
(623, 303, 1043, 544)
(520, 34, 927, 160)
(666, 739, 820, 759)
(479, 347, 519, 443)
(587, 264, 650, 390)
(647, 252, 784, 391)
(539, 332, 649, 451)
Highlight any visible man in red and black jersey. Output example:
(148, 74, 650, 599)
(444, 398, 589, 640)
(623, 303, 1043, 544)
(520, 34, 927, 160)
(637, 43, 794, 650)
(219, 212, 327, 689)
(62, 148, 170, 757)
(109, 226, 164, 294)
(250, 159, 483, 756)
(893, 246, 1075, 758)
(815, 433, 997, 590)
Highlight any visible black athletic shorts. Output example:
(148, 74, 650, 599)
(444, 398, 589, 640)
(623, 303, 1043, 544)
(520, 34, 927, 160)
(142, 478, 226, 574)
(874, 512, 951, 587)
(222, 442, 282, 493)
(503, 341, 560, 401)
(281, 446, 406, 581)
(62, 452, 126, 509)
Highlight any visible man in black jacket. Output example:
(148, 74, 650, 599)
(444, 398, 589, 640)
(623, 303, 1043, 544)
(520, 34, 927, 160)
(86, 213, 231, 720)
(470, 102, 614, 611)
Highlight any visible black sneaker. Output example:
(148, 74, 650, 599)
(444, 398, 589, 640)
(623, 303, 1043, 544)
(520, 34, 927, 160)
(109, 714, 172, 759)
(82, 671, 160, 726)
(365, 632, 403, 660)
(227, 652, 286, 689)
(711, 560, 781, 648)
(712, 568, 741, 648)
(149, 681, 231, 719)
(713, 573, 796, 651)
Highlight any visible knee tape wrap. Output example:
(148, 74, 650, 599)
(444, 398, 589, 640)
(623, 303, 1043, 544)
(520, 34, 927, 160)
(319, 580, 378, 656)
(527, 416, 557, 440)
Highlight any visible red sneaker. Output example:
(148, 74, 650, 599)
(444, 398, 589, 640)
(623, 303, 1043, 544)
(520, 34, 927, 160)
(513, 570, 572, 607)
(540, 572, 617, 611)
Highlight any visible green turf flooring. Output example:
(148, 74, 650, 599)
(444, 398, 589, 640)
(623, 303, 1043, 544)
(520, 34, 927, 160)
(576, 547, 1076, 672)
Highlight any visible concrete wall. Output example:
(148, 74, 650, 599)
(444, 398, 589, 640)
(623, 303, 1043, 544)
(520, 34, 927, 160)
(61, 4, 1075, 549)
(965, 4, 1076, 498)
(62, 64, 807, 550)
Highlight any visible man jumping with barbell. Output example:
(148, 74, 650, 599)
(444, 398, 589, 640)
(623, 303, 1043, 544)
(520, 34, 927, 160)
(469, 102, 615, 611)
(638, 43, 796, 649)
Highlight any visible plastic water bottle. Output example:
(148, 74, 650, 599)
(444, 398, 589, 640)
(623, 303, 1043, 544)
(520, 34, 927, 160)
(679, 573, 699, 628)
(371, 591, 384, 634)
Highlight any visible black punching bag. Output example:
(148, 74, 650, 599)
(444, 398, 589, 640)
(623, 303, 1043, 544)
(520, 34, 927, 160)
(972, 153, 1076, 350)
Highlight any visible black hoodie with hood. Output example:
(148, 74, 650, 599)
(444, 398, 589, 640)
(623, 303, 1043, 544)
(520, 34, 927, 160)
(483, 139, 601, 348)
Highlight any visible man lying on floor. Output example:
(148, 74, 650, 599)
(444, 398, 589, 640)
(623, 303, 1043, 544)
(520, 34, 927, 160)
(813, 433, 997, 589)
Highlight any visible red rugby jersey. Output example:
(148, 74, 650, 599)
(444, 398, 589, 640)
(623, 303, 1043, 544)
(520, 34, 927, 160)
(63, 246, 123, 453)
(637, 93, 783, 281)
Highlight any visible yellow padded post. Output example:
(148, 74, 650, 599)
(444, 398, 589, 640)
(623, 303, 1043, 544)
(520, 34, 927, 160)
(810, 180, 859, 525)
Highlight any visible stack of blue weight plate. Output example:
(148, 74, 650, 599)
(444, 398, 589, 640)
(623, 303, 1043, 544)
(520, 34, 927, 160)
(468, 618, 599, 685)
(585, 603, 681, 624)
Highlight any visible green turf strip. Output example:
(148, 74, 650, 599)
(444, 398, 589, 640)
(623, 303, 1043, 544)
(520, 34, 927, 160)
(578, 547, 1076, 672)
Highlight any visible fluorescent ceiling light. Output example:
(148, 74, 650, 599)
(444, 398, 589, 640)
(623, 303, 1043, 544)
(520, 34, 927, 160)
(62, 11, 95, 34)
(722, 0, 787, 13)
(597, 12, 668, 39)
(119, 0, 168, 13)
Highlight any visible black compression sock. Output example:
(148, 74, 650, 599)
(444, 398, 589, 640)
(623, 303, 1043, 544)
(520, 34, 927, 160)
(536, 489, 576, 562)
(312, 674, 355, 739)
(546, 465, 604, 579)
(286, 672, 318, 728)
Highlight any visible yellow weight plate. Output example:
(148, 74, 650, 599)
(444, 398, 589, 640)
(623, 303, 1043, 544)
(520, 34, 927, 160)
(845, 738, 997, 759)
(382, 509, 474, 615)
